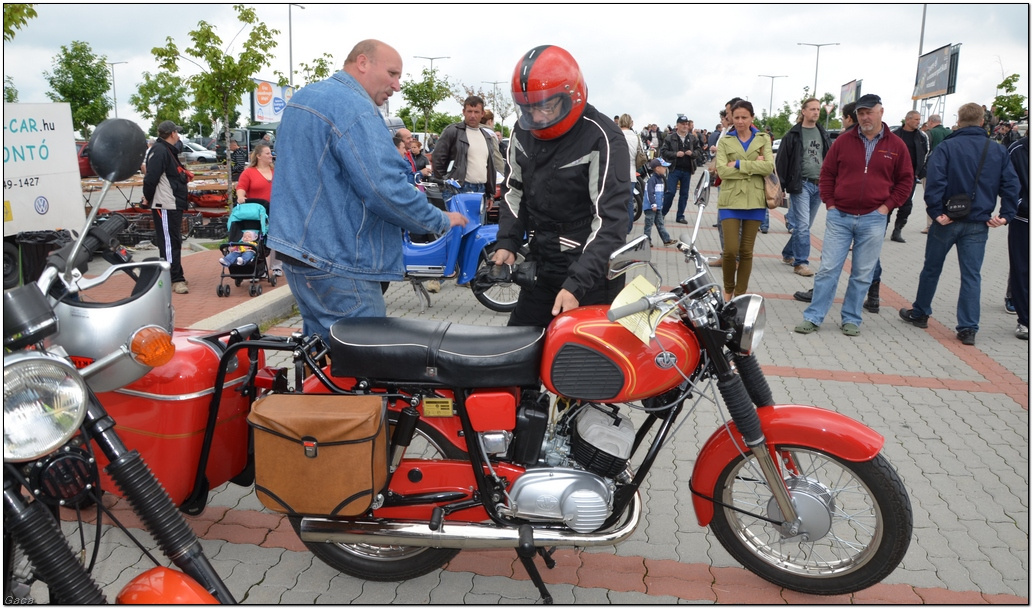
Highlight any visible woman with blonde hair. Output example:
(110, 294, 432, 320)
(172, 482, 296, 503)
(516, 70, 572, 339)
(715, 100, 773, 300)
(618, 113, 644, 234)
(236, 143, 282, 275)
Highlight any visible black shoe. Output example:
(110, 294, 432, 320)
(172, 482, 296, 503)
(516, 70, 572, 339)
(676, 217, 688, 224)
(793, 289, 813, 303)
(891, 228, 905, 243)
(957, 328, 976, 345)
(863, 297, 880, 314)
(760, 228, 769, 234)
(898, 308, 929, 329)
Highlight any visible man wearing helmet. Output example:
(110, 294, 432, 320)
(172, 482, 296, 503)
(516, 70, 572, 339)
(492, 45, 630, 327)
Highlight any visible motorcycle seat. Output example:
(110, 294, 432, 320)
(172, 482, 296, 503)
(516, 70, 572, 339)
(329, 317, 545, 388)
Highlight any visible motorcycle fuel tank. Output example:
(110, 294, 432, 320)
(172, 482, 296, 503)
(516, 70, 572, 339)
(540, 305, 700, 403)
(92, 329, 256, 506)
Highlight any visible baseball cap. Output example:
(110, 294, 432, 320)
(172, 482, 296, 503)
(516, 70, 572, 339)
(648, 158, 671, 170)
(157, 120, 181, 138)
(676, 115, 690, 124)
(854, 94, 882, 110)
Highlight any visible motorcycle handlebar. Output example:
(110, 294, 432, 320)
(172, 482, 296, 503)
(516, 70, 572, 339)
(607, 297, 652, 322)
(47, 213, 129, 274)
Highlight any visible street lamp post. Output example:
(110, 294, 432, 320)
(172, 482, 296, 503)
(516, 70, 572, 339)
(414, 56, 449, 135)
(797, 42, 839, 96)
(414, 55, 449, 74)
(107, 61, 126, 118)
(482, 79, 504, 119)
(757, 74, 787, 119)
(288, 4, 305, 88)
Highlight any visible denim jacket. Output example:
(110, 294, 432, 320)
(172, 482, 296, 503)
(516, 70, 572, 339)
(268, 70, 449, 280)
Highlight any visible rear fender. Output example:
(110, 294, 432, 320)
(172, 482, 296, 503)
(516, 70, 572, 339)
(690, 404, 884, 526)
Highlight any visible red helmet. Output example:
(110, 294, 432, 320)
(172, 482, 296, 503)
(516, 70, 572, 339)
(511, 45, 586, 140)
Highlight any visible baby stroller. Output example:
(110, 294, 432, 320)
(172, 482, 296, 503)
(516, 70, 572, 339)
(216, 199, 275, 297)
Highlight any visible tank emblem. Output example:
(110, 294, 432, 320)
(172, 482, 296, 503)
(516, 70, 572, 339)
(654, 351, 677, 369)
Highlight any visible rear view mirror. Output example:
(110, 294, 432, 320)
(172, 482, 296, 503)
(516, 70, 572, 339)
(608, 235, 651, 279)
(88, 119, 147, 183)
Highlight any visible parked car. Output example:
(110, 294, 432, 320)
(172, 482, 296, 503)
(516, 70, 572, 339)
(75, 141, 95, 178)
(771, 139, 781, 154)
(180, 141, 217, 163)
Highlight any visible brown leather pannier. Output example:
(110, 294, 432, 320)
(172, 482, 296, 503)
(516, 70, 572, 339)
(247, 394, 388, 516)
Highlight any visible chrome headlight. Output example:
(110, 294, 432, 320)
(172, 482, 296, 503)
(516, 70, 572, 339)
(4, 351, 89, 462)
(726, 294, 766, 355)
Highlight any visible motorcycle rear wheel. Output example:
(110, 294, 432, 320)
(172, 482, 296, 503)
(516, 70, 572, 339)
(709, 446, 912, 595)
(472, 244, 523, 313)
(291, 415, 467, 582)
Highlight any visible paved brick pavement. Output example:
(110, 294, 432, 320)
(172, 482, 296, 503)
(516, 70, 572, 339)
(57, 175, 1028, 603)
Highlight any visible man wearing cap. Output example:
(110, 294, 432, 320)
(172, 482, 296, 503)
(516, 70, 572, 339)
(660, 116, 699, 223)
(142, 120, 191, 294)
(795, 94, 914, 337)
(643, 157, 676, 246)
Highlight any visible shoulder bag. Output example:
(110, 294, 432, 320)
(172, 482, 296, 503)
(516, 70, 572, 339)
(944, 138, 990, 220)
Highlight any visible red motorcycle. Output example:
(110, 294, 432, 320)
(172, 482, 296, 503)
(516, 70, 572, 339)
(233, 171, 912, 603)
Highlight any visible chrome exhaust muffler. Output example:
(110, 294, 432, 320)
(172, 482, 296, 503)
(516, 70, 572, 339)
(299, 493, 641, 549)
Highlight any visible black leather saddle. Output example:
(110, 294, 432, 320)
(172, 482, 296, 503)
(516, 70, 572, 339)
(329, 317, 545, 388)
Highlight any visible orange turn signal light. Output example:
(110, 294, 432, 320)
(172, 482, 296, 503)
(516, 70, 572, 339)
(129, 326, 176, 367)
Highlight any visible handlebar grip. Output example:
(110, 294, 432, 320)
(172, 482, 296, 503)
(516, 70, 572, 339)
(607, 297, 651, 322)
(47, 213, 130, 272)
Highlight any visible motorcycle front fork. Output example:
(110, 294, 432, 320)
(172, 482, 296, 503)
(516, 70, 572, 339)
(699, 327, 802, 535)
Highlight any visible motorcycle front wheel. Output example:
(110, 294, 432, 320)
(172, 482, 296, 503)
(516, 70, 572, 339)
(291, 414, 467, 582)
(472, 244, 523, 313)
(709, 446, 912, 595)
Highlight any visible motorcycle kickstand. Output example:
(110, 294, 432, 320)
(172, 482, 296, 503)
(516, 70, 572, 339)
(409, 278, 431, 312)
(517, 524, 553, 604)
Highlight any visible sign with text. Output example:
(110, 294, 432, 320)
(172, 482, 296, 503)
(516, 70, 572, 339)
(251, 79, 294, 123)
(3, 103, 85, 236)
(912, 45, 954, 100)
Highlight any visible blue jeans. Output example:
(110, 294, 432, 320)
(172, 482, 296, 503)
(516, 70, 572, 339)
(643, 207, 671, 243)
(662, 168, 692, 219)
(911, 221, 990, 332)
(803, 208, 887, 327)
(283, 262, 387, 340)
(781, 181, 823, 266)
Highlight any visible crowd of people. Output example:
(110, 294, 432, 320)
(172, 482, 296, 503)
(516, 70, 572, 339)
(136, 38, 1024, 349)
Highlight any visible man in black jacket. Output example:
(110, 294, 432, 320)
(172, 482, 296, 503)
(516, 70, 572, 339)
(142, 120, 191, 294)
(659, 115, 698, 223)
(493, 45, 628, 327)
(432, 95, 498, 199)
(888, 110, 930, 242)
(775, 98, 831, 277)
(1007, 135, 1029, 339)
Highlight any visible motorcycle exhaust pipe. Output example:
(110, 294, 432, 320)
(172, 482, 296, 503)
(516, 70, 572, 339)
(299, 493, 641, 549)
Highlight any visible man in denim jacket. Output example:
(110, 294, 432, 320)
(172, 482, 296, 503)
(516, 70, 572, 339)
(269, 40, 467, 339)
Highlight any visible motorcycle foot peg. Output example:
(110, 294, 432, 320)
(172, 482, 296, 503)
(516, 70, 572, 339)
(429, 507, 444, 531)
(538, 546, 557, 569)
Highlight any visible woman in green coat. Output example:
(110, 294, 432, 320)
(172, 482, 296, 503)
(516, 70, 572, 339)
(715, 100, 774, 300)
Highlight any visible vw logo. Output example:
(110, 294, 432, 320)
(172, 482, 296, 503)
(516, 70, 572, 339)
(34, 196, 49, 215)
(654, 351, 677, 369)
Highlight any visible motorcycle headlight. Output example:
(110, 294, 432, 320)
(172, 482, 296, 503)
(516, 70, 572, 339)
(726, 294, 766, 355)
(4, 352, 89, 462)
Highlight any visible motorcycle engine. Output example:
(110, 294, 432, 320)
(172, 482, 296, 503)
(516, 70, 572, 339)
(505, 405, 636, 533)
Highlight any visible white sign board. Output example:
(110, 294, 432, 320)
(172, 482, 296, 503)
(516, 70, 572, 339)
(3, 103, 84, 237)
(251, 79, 294, 123)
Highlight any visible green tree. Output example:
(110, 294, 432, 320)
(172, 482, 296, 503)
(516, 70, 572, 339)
(993, 74, 1027, 121)
(128, 70, 190, 136)
(402, 67, 454, 136)
(454, 82, 514, 129)
(3, 4, 37, 42)
(153, 4, 279, 198)
(4, 75, 18, 103)
(44, 40, 111, 138)
(276, 52, 335, 89)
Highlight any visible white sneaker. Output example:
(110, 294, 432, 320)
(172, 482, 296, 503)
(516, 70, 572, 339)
(1016, 324, 1029, 340)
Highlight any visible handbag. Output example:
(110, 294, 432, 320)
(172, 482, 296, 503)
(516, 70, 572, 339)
(634, 141, 649, 169)
(944, 138, 990, 220)
(764, 171, 782, 209)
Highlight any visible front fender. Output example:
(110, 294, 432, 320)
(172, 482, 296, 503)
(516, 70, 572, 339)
(456, 225, 499, 285)
(689, 404, 884, 526)
(116, 567, 218, 604)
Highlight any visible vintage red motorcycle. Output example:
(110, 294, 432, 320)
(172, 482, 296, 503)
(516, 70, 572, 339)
(228, 170, 913, 603)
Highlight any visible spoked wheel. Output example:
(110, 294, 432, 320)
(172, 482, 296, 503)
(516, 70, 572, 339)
(709, 447, 912, 595)
(290, 413, 467, 581)
(471, 244, 524, 313)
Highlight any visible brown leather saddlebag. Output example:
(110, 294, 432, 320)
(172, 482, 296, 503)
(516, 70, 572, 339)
(247, 394, 388, 516)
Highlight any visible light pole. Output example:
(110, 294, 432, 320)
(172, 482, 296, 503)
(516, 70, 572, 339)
(288, 4, 305, 88)
(414, 56, 449, 134)
(757, 74, 787, 119)
(414, 55, 449, 74)
(482, 79, 504, 114)
(797, 42, 839, 96)
(107, 61, 126, 118)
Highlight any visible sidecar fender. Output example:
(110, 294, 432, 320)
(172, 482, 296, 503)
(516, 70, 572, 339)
(689, 404, 884, 526)
(116, 567, 218, 604)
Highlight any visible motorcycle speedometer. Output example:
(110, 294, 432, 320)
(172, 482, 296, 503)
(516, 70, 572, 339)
(4, 351, 89, 463)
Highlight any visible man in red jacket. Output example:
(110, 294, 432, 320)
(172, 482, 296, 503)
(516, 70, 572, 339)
(795, 94, 914, 336)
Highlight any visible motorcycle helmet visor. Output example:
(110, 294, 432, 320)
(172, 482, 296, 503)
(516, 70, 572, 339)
(516, 92, 573, 131)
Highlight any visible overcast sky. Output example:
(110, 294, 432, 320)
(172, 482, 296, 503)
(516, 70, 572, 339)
(3, 3, 1028, 135)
